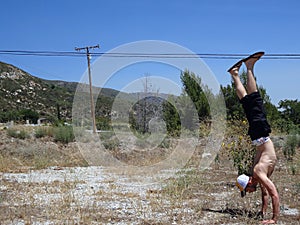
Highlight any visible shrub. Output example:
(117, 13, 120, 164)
(96, 117, 112, 130)
(222, 120, 255, 175)
(7, 128, 29, 139)
(35, 126, 54, 138)
(98, 131, 118, 150)
(53, 126, 75, 144)
(159, 137, 171, 148)
(283, 134, 298, 161)
(103, 138, 120, 150)
(290, 164, 297, 175)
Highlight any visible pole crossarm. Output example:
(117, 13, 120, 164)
(75, 44, 100, 52)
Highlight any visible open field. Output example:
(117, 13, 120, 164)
(0, 127, 299, 224)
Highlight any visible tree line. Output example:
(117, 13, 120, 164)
(1, 70, 299, 136)
(163, 70, 299, 136)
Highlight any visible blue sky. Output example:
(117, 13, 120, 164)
(0, 0, 300, 105)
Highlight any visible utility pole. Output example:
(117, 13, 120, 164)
(75, 44, 100, 134)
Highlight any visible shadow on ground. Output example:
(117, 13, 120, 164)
(202, 207, 263, 220)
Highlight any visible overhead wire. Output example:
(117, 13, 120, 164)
(1, 50, 300, 59)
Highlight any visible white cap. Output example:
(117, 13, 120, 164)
(236, 174, 249, 191)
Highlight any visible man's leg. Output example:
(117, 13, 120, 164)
(228, 61, 247, 100)
(244, 52, 264, 94)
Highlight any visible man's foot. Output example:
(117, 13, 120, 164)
(227, 59, 243, 76)
(243, 51, 265, 70)
(262, 219, 277, 224)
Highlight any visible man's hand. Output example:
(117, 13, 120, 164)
(262, 219, 276, 224)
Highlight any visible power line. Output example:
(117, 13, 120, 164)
(1, 50, 300, 59)
(0, 50, 84, 57)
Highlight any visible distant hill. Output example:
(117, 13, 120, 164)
(0, 61, 125, 121)
(0, 61, 174, 123)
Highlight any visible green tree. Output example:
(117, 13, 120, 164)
(221, 84, 244, 120)
(180, 70, 210, 120)
(279, 100, 300, 126)
(221, 71, 248, 120)
(19, 109, 39, 124)
(0, 109, 39, 124)
(221, 70, 279, 123)
(163, 95, 181, 137)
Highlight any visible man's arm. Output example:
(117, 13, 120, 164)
(260, 183, 269, 216)
(256, 173, 280, 223)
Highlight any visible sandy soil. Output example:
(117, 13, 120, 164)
(0, 129, 299, 224)
(0, 165, 299, 224)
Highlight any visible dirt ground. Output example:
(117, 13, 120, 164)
(0, 128, 299, 225)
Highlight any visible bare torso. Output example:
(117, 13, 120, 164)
(253, 139, 277, 177)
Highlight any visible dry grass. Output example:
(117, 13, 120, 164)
(0, 127, 87, 172)
(0, 126, 299, 224)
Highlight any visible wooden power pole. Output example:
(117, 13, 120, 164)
(75, 44, 99, 134)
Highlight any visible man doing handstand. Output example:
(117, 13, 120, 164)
(227, 52, 280, 224)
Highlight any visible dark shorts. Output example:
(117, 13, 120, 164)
(240, 92, 271, 141)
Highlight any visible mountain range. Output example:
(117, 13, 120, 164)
(0, 61, 125, 121)
(0, 61, 173, 123)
